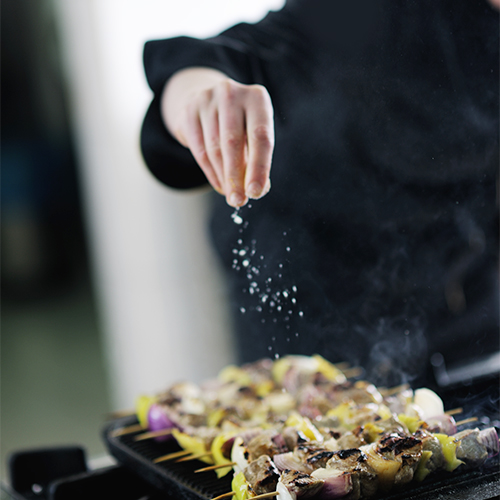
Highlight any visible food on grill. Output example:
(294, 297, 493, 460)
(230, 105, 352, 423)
(130, 355, 499, 499)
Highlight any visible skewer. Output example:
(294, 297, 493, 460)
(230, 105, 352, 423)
(455, 417, 478, 426)
(343, 367, 363, 379)
(195, 462, 237, 473)
(212, 492, 278, 500)
(212, 493, 235, 500)
(445, 408, 463, 416)
(134, 428, 174, 441)
(380, 384, 410, 397)
(111, 424, 145, 437)
(105, 409, 135, 420)
(153, 450, 192, 463)
(334, 361, 350, 371)
(176, 451, 214, 462)
(249, 492, 279, 500)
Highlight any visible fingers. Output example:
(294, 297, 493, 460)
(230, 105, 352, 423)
(179, 79, 275, 207)
(244, 86, 274, 200)
(219, 82, 248, 207)
(183, 94, 224, 194)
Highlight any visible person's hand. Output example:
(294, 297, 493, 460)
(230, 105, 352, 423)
(161, 67, 274, 207)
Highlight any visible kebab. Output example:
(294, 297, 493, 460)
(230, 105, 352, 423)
(118, 355, 498, 498)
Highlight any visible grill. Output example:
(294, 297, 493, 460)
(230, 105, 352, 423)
(5, 373, 499, 499)
(103, 396, 500, 500)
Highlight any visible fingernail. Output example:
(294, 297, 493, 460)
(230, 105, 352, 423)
(229, 192, 245, 207)
(246, 182, 263, 199)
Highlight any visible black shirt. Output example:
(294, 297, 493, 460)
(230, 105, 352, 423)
(141, 0, 499, 386)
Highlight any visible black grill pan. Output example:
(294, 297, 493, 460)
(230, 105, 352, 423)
(103, 416, 500, 500)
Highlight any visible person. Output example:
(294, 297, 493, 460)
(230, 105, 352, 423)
(140, 0, 499, 387)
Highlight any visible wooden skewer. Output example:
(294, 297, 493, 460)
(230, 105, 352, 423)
(105, 409, 136, 420)
(153, 450, 192, 463)
(176, 451, 214, 462)
(250, 492, 279, 500)
(212, 493, 235, 500)
(343, 367, 363, 379)
(212, 492, 278, 500)
(445, 408, 463, 416)
(455, 417, 478, 426)
(195, 462, 236, 473)
(135, 428, 174, 441)
(111, 424, 145, 437)
(381, 384, 410, 397)
(334, 361, 350, 370)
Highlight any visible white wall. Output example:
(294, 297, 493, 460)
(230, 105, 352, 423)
(53, 0, 285, 409)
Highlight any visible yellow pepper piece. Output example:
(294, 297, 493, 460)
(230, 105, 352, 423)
(218, 365, 252, 386)
(376, 404, 393, 421)
(285, 412, 323, 442)
(364, 445, 401, 491)
(364, 422, 384, 443)
(211, 432, 238, 478)
(326, 402, 354, 427)
(232, 471, 250, 500)
(415, 450, 433, 482)
(272, 357, 292, 385)
(312, 354, 346, 382)
(397, 414, 424, 434)
(135, 395, 157, 428)
(255, 380, 274, 397)
(171, 429, 213, 464)
(434, 433, 464, 472)
(207, 408, 226, 428)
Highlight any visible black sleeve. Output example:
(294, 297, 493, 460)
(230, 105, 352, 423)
(140, 7, 297, 190)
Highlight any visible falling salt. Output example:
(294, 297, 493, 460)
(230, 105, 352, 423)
(239, 249, 247, 256)
(295, 332, 299, 337)
(283, 291, 289, 298)
(274, 353, 280, 359)
(299, 311, 304, 317)
(232, 212, 243, 225)
(277, 306, 282, 311)
(292, 286, 297, 292)
(268, 346, 272, 351)
(240, 307, 246, 314)
(242, 260, 250, 267)
(286, 247, 291, 252)
(291, 298, 297, 304)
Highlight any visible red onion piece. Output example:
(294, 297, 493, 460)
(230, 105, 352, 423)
(273, 452, 310, 473)
(147, 403, 177, 441)
(312, 469, 353, 499)
(478, 427, 500, 458)
(426, 414, 457, 435)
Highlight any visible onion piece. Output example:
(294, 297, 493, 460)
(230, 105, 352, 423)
(478, 427, 500, 458)
(147, 403, 176, 441)
(231, 436, 249, 474)
(311, 468, 353, 499)
(426, 414, 457, 435)
(273, 452, 310, 473)
(277, 480, 295, 500)
(413, 388, 444, 421)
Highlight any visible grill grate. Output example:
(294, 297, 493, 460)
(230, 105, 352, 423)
(103, 416, 500, 500)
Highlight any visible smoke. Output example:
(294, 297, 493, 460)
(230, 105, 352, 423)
(355, 313, 429, 388)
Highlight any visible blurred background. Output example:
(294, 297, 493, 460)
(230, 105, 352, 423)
(1, 0, 285, 481)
